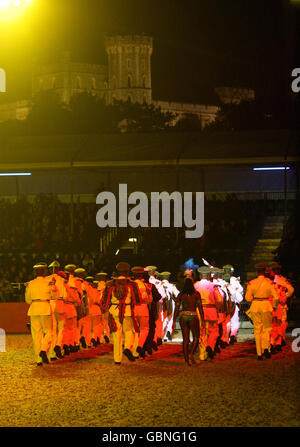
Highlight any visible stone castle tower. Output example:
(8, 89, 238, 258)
(0, 33, 231, 126)
(105, 35, 153, 104)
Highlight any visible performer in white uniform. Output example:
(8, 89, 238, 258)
(223, 265, 244, 344)
(159, 272, 179, 341)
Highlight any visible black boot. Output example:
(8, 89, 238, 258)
(91, 338, 97, 347)
(230, 335, 237, 345)
(145, 346, 152, 355)
(270, 344, 277, 354)
(257, 355, 263, 361)
(54, 345, 64, 359)
(104, 335, 110, 344)
(39, 351, 49, 364)
(80, 336, 87, 349)
(69, 344, 75, 353)
(96, 337, 101, 346)
(167, 331, 172, 341)
(281, 339, 286, 347)
(136, 346, 145, 359)
(214, 345, 221, 354)
(206, 346, 214, 359)
(157, 338, 162, 346)
(63, 344, 70, 356)
(263, 349, 271, 359)
(151, 341, 158, 351)
(123, 349, 135, 362)
(275, 344, 282, 352)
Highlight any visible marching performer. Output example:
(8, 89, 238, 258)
(85, 276, 102, 347)
(245, 263, 279, 360)
(131, 266, 153, 359)
(57, 267, 79, 355)
(222, 271, 235, 347)
(100, 262, 141, 364)
(223, 264, 244, 344)
(159, 272, 179, 341)
(63, 264, 81, 353)
(143, 269, 163, 355)
(194, 266, 222, 360)
(211, 267, 228, 354)
(147, 266, 166, 346)
(268, 262, 294, 350)
(73, 268, 91, 349)
(95, 272, 110, 343)
(25, 262, 57, 365)
(47, 261, 67, 361)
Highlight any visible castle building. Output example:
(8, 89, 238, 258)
(0, 34, 254, 128)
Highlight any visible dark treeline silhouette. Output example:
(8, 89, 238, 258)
(0, 91, 296, 137)
(206, 97, 298, 131)
(0, 91, 176, 136)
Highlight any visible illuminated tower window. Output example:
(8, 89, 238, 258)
(128, 75, 132, 88)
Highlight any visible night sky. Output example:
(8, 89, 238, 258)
(0, 0, 299, 104)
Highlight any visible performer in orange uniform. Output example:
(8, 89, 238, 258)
(96, 272, 110, 343)
(73, 268, 91, 348)
(245, 263, 279, 360)
(63, 264, 81, 353)
(131, 266, 153, 359)
(58, 268, 79, 355)
(194, 266, 222, 360)
(211, 267, 228, 354)
(86, 277, 103, 347)
(47, 261, 66, 361)
(269, 262, 294, 350)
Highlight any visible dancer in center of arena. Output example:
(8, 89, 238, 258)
(173, 277, 204, 366)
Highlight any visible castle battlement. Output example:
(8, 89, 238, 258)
(105, 35, 153, 52)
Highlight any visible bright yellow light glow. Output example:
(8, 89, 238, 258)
(0, 0, 33, 21)
(0, 0, 11, 8)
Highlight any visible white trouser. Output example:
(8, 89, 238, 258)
(230, 306, 240, 337)
(167, 300, 175, 334)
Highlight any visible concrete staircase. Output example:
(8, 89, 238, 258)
(246, 215, 285, 281)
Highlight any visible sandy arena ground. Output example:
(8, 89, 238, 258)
(0, 332, 299, 427)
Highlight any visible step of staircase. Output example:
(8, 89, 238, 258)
(246, 215, 284, 281)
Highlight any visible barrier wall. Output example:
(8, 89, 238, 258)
(0, 303, 30, 333)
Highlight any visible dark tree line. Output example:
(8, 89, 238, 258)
(0, 91, 177, 136)
(0, 91, 296, 137)
(206, 97, 297, 131)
